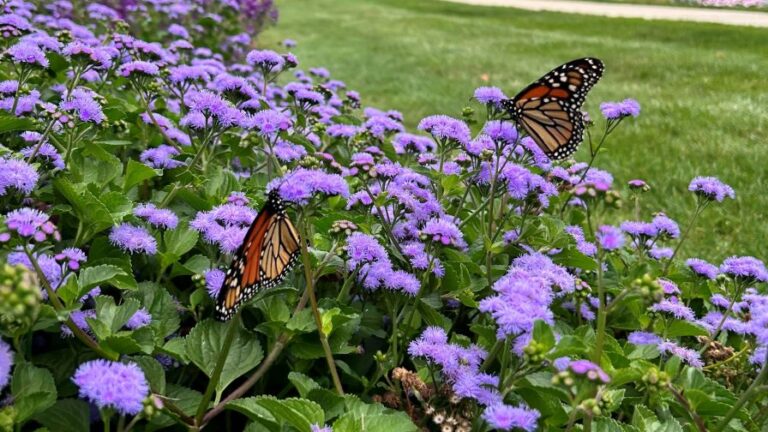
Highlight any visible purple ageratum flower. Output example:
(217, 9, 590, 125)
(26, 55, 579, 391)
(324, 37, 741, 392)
(620, 221, 657, 239)
(513, 253, 575, 294)
(402, 241, 444, 277)
(649, 246, 673, 260)
(191, 204, 257, 254)
(54, 247, 86, 271)
(272, 140, 306, 162)
(658, 279, 680, 295)
(417, 115, 471, 145)
(63, 42, 113, 69)
(126, 308, 151, 329)
(483, 120, 518, 146)
(227, 192, 250, 206)
(364, 115, 404, 139)
(3, 208, 59, 242)
(0, 80, 18, 95)
(282, 39, 297, 48)
(133, 203, 179, 229)
(61, 309, 95, 337)
(408, 326, 486, 381)
(688, 176, 735, 202)
(720, 256, 768, 283)
(168, 24, 189, 39)
(482, 403, 540, 432)
(658, 341, 703, 368)
(600, 98, 640, 119)
(205, 268, 225, 299)
(345, 233, 388, 269)
(168, 65, 211, 84)
(7, 41, 49, 68)
(72, 360, 149, 415)
(650, 297, 696, 321)
(567, 359, 611, 383)
(465, 134, 494, 156)
(118, 60, 159, 77)
(597, 225, 625, 251)
(0, 340, 12, 391)
(267, 169, 349, 206)
(0, 157, 38, 196)
(60, 88, 105, 124)
(565, 225, 597, 256)
(628, 179, 649, 190)
(140, 145, 183, 169)
(501, 163, 557, 207)
(474, 86, 507, 107)
(652, 214, 680, 239)
(249, 109, 292, 136)
(246, 49, 285, 74)
(628, 331, 663, 345)
(20, 143, 65, 170)
(392, 133, 434, 154)
(310, 425, 332, 432)
(109, 224, 157, 255)
(686, 258, 719, 279)
(327, 124, 360, 139)
(421, 217, 467, 250)
(0, 14, 31, 37)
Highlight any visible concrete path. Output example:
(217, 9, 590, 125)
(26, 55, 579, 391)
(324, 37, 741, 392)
(443, 0, 768, 27)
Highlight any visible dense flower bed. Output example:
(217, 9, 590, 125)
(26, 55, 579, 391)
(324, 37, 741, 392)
(0, 0, 766, 431)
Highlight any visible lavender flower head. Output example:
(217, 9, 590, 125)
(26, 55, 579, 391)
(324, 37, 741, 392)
(249, 109, 292, 136)
(310, 425, 332, 432)
(246, 49, 285, 74)
(421, 217, 467, 250)
(8, 41, 49, 68)
(567, 359, 611, 383)
(688, 176, 735, 202)
(597, 225, 625, 251)
(191, 204, 257, 254)
(55, 247, 87, 270)
(720, 256, 768, 283)
(0, 157, 39, 196)
(205, 268, 225, 299)
(482, 403, 540, 432)
(417, 115, 471, 145)
(60, 88, 105, 124)
(140, 145, 183, 169)
(0, 340, 12, 391)
(20, 143, 65, 170)
(126, 308, 152, 329)
(109, 224, 157, 255)
(3, 208, 59, 242)
(119, 60, 160, 77)
(268, 169, 349, 206)
(72, 360, 149, 415)
(474, 86, 507, 108)
(134, 203, 179, 229)
(686, 258, 719, 280)
(600, 98, 640, 119)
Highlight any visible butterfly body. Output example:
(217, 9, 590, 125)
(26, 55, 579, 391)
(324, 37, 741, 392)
(502, 57, 604, 160)
(215, 189, 301, 321)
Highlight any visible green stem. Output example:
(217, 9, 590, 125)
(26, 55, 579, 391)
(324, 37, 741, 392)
(195, 312, 241, 426)
(298, 215, 344, 395)
(481, 339, 504, 371)
(592, 249, 607, 364)
(663, 202, 707, 276)
(714, 349, 768, 432)
(24, 246, 115, 360)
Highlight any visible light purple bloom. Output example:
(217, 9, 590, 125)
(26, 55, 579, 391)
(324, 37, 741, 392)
(474, 86, 507, 107)
(651, 214, 680, 239)
(392, 133, 434, 154)
(109, 224, 157, 255)
(597, 225, 624, 250)
(126, 308, 151, 329)
(482, 403, 540, 432)
(60, 88, 105, 124)
(565, 225, 596, 256)
(4, 208, 58, 242)
(119, 60, 159, 77)
(140, 145, 183, 169)
(658, 341, 703, 368)
(246, 49, 285, 74)
(421, 217, 467, 250)
(720, 256, 768, 283)
(0, 157, 38, 196)
(688, 176, 735, 202)
(55, 247, 87, 271)
(567, 359, 611, 383)
(134, 203, 179, 229)
(628, 331, 662, 345)
(191, 204, 257, 254)
(0, 340, 12, 391)
(72, 360, 149, 415)
(205, 268, 225, 299)
(651, 297, 696, 321)
(267, 169, 349, 206)
(20, 143, 65, 170)
(310, 425, 332, 432)
(249, 109, 292, 136)
(417, 115, 471, 145)
(7, 252, 62, 295)
(686, 258, 719, 279)
(8, 41, 48, 68)
(600, 98, 640, 119)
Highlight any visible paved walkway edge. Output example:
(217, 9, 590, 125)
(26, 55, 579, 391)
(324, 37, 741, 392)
(442, 0, 768, 27)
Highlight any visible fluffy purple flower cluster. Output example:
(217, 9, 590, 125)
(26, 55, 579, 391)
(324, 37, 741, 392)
(688, 176, 735, 202)
(2, 207, 59, 242)
(600, 98, 640, 119)
(109, 224, 157, 255)
(267, 168, 349, 206)
(628, 331, 703, 368)
(345, 233, 420, 296)
(0, 157, 38, 196)
(191, 199, 257, 254)
(72, 360, 149, 415)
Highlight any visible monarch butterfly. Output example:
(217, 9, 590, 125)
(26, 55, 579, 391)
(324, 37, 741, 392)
(215, 189, 301, 321)
(502, 57, 604, 160)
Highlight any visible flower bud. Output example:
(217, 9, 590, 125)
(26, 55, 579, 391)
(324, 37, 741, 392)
(0, 264, 40, 336)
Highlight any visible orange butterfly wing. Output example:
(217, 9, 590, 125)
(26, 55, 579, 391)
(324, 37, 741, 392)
(502, 58, 604, 160)
(215, 191, 300, 320)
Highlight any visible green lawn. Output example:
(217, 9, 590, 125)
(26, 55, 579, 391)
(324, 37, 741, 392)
(264, 0, 768, 261)
(572, 0, 768, 9)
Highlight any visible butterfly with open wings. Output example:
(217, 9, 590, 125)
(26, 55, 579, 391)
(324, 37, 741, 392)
(502, 57, 604, 160)
(215, 189, 301, 321)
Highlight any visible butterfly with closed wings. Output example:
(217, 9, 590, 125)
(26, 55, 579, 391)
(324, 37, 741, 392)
(215, 189, 301, 321)
(502, 57, 604, 160)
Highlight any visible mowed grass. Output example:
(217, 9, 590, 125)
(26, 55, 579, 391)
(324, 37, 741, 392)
(264, 0, 768, 261)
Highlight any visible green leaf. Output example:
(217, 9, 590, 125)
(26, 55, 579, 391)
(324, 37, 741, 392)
(85, 238, 137, 290)
(533, 320, 556, 351)
(333, 410, 418, 432)
(185, 320, 264, 393)
(288, 372, 320, 398)
(0, 115, 34, 134)
(227, 396, 324, 432)
(593, 417, 625, 432)
(124, 159, 160, 191)
(160, 225, 198, 268)
(33, 399, 89, 432)
(78, 264, 126, 294)
(53, 178, 114, 243)
(130, 356, 166, 394)
(90, 296, 141, 338)
(664, 320, 709, 338)
(127, 282, 180, 340)
(12, 363, 57, 422)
